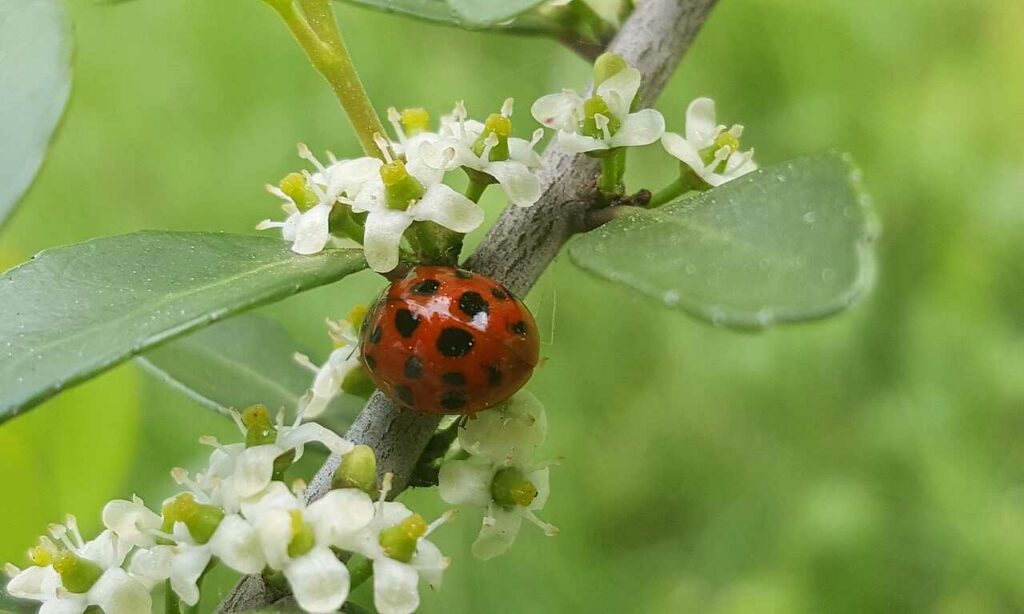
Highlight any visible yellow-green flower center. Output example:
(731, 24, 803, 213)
(380, 160, 426, 211)
(242, 404, 277, 448)
(160, 492, 225, 545)
(287, 511, 316, 558)
(379, 514, 427, 563)
(52, 551, 104, 594)
(279, 172, 319, 212)
(400, 108, 430, 136)
(491, 467, 538, 509)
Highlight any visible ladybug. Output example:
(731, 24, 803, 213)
(359, 266, 540, 415)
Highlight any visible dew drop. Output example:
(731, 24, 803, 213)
(663, 290, 680, 306)
(803, 212, 817, 224)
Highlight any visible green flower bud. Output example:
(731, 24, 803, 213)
(160, 492, 225, 545)
(400, 108, 431, 136)
(241, 404, 277, 448)
(379, 514, 427, 563)
(491, 467, 538, 509)
(332, 444, 378, 496)
(341, 365, 376, 399)
(380, 160, 426, 211)
(279, 173, 319, 212)
(593, 52, 628, 87)
(286, 511, 316, 558)
(52, 551, 104, 594)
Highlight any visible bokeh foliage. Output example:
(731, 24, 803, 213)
(1, 0, 1023, 612)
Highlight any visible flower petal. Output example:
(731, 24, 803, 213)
(102, 499, 161, 548)
(39, 598, 88, 614)
(285, 546, 351, 614)
(373, 557, 420, 614)
(208, 514, 265, 574)
(527, 467, 551, 511)
(530, 92, 583, 131)
(256, 508, 294, 571)
(556, 130, 608, 154)
(168, 546, 211, 606)
(484, 160, 542, 208)
(410, 184, 484, 233)
(471, 505, 523, 561)
(326, 157, 382, 199)
(438, 459, 494, 507)
(88, 568, 152, 614)
(232, 445, 287, 498)
(685, 97, 718, 146)
(7, 565, 61, 601)
(291, 204, 333, 255)
(459, 390, 547, 463)
(240, 481, 300, 525)
(363, 209, 414, 273)
(596, 67, 641, 119)
(306, 488, 375, 547)
(279, 422, 354, 458)
(508, 137, 542, 169)
(661, 131, 706, 174)
(411, 539, 447, 590)
(610, 109, 665, 148)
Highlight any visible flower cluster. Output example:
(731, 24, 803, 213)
(5, 405, 452, 614)
(259, 98, 545, 273)
(259, 53, 757, 269)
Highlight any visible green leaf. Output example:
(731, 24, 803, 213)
(340, 0, 548, 28)
(568, 153, 878, 329)
(0, 0, 73, 228)
(137, 313, 363, 427)
(0, 232, 366, 422)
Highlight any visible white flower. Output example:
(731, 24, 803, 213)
(246, 482, 375, 613)
(257, 144, 380, 255)
(438, 390, 557, 560)
(352, 136, 484, 273)
(347, 480, 451, 614)
(294, 317, 364, 419)
(6, 521, 151, 614)
(426, 99, 543, 207)
(104, 484, 264, 605)
(661, 97, 757, 187)
(226, 408, 355, 498)
(531, 63, 664, 153)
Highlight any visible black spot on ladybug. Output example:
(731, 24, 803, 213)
(412, 279, 441, 296)
(490, 287, 509, 300)
(454, 269, 474, 279)
(395, 309, 420, 338)
(364, 354, 377, 371)
(510, 320, 528, 337)
(395, 385, 414, 406)
(487, 364, 502, 387)
(436, 327, 474, 357)
(458, 292, 489, 318)
(369, 325, 382, 344)
(404, 355, 423, 379)
(442, 372, 466, 386)
(440, 391, 468, 410)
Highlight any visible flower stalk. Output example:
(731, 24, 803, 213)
(262, 0, 386, 159)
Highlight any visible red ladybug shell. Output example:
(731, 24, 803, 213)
(359, 266, 540, 415)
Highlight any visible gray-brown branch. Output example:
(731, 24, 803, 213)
(218, 0, 718, 610)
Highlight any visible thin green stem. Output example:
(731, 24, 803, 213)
(263, 0, 386, 159)
(597, 148, 627, 199)
(648, 176, 689, 208)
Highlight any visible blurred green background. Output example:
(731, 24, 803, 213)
(3, 0, 1024, 611)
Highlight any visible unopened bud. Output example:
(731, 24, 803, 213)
(333, 444, 378, 496)
(593, 52, 628, 87)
